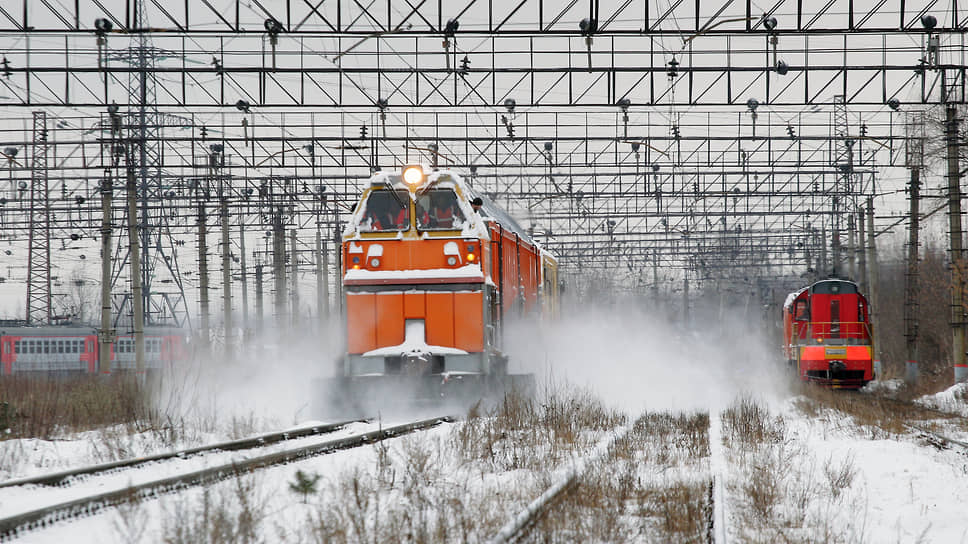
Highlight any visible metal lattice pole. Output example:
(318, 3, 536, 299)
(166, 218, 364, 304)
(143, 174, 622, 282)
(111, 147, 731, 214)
(946, 106, 967, 383)
(26, 111, 51, 325)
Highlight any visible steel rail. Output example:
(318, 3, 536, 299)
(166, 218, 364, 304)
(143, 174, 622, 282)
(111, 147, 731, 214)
(906, 424, 968, 452)
(0, 418, 367, 490)
(0, 415, 454, 541)
(488, 424, 631, 544)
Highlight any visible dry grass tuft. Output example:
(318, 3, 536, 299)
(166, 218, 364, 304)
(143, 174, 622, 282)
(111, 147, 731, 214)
(823, 454, 857, 498)
(451, 382, 626, 471)
(638, 479, 712, 543)
(792, 382, 962, 435)
(160, 474, 267, 544)
(636, 411, 710, 459)
(721, 396, 785, 448)
(307, 436, 519, 543)
(722, 397, 865, 544)
(0, 374, 157, 439)
(534, 410, 712, 543)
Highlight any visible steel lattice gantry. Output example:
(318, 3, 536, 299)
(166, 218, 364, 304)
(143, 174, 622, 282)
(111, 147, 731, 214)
(0, 0, 963, 108)
(0, 0, 962, 317)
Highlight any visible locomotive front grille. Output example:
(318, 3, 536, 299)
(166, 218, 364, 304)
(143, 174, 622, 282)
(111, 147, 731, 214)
(805, 370, 866, 381)
(384, 355, 445, 375)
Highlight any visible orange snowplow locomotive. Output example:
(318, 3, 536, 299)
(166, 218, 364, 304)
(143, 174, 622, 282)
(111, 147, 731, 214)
(321, 165, 558, 412)
(783, 278, 874, 388)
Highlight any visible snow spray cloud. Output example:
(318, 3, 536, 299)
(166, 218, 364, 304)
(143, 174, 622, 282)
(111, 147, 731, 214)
(504, 297, 790, 415)
(157, 316, 346, 429)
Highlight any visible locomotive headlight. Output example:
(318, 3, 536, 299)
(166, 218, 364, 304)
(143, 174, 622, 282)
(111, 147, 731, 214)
(370, 258, 381, 267)
(402, 165, 425, 186)
(446, 256, 458, 266)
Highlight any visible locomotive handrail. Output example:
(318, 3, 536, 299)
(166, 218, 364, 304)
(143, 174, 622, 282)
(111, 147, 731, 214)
(794, 321, 872, 344)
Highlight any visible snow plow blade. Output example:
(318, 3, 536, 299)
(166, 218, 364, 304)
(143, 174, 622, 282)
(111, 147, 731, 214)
(313, 373, 535, 419)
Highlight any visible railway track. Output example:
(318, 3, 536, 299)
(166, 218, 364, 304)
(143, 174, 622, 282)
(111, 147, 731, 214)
(906, 424, 968, 454)
(0, 418, 365, 490)
(487, 424, 632, 544)
(488, 415, 723, 544)
(867, 393, 965, 421)
(0, 415, 454, 541)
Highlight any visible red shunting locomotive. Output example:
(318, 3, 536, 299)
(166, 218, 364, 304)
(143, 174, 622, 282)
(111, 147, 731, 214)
(783, 278, 874, 388)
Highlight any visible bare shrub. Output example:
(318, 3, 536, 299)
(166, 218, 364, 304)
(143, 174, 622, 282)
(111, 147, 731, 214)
(0, 374, 156, 439)
(307, 441, 517, 544)
(112, 489, 148, 544)
(530, 410, 712, 543)
(823, 454, 857, 498)
(0, 438, 24, 479)
(721, 397, 785, 448)
(451, 381, 626, 471)
(642, 480, 712, 543)
(795, 382, 958, 435)
(161, 474, 266, 544)
(636, 411, 710, 460)
(741, 453, 782, 521)
(723, 397, 868, 544)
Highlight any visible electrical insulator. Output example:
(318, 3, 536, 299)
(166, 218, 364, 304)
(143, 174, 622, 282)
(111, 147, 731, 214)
(667, 58, 679, 79)
(786, 125, 796, 138)
(360, 124, 368, 139)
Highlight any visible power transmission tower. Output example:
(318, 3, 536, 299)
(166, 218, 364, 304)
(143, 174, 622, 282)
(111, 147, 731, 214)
(26, 111, 51, 325)
(109, 0, 189, 329)
(832, 95, 852, 278)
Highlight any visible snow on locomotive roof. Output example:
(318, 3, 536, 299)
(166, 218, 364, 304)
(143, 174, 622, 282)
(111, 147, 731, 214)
(344, 167, 545, 250)
(344, 264, 485, 282)
(783, 288, 807, 310)
(465, 190, 536, 247)
(783, 278, 861, 309)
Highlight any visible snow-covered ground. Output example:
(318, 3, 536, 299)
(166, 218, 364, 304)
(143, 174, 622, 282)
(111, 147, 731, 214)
(1, 382, 965, 543)
(2, 309, 968, 542)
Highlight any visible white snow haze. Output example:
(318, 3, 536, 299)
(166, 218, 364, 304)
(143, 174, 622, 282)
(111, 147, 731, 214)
(505, 297, 790, 415)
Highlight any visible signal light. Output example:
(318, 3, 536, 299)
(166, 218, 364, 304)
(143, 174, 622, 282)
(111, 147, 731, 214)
(402, 165, 425, 186)
(352, 264, 360, 270)
(467, 253, 476, 262)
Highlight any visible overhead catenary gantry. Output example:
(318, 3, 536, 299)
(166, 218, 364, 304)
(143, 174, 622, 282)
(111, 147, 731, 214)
(0, 0, 962, 325)
(0, 0, 963, 107)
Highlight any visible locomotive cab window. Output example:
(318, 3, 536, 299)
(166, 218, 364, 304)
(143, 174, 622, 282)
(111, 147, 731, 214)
(360, 189, 410, 232)
(416, 189, 466, 230)
(811, 281, 857, 295)
(794, 300, 808, 320)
